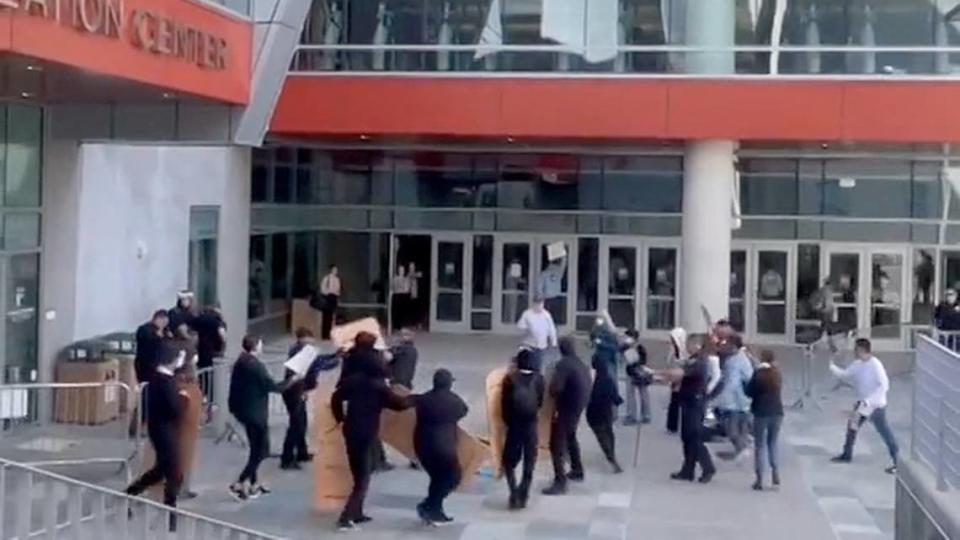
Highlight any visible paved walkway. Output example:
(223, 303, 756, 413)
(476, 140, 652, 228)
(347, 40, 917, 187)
(164, 334, 909, 540)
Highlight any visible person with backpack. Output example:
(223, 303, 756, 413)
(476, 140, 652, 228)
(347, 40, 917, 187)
(623, 331, 652, 425)
(500, 348, 546, 510)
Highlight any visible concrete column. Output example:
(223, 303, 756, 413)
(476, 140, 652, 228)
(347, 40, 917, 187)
(680, 141, 735, 332)
(678, 0, 736, 333)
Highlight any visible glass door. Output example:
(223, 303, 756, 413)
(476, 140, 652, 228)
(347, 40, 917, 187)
(603, 244, 639, 330)
(729, 250, 747, 333)
(430, 234, 471, 333)
(869, 250, 906, 344)
(495, 239, 533, 332)
(536, 239, 574, 334)
(824, 249, 863, 338)
(754, 248, 792, 340)
(643, 245, 678, 332)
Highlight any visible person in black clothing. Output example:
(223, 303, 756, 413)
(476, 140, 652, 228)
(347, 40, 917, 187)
(134, 310, 169, 383)
(542, 336, 591, 495)
(388, 330, 418, 390)
(338, 332, 396, 473)
(586, 340, 625, 475)
(228, 335, 285, 501)
(412, 369, 468, 525)
(744, 349, 784, 491)
(670, 333, 716, 484)
(331, 356, 409, 531)
(168, 291, 196, 340)
(191, 304, 227, 370)
(125, 343, 188, 531)
(501, 348, 545, 510)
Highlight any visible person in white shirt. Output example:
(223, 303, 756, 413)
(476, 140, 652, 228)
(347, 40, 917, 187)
(517, 297, 558, 367)
(829, 338, 899, 474)
(319, 265, 342, 340)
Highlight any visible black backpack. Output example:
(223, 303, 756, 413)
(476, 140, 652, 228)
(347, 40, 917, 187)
(507, 372, 541, 422)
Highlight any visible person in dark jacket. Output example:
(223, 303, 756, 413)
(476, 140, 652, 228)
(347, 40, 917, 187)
(501, 349, 546, 510)
(331, 358, 410, 531)
(543, 336, 591, 495)
(125, 343, 188, 531)
(134, 310, 169, 383)
(587, 331, 624, 474)
(190, 304, 227, 370)
(167, 291, 196, 340)
(744, 349, 785, 491)
(228, 335, 284, 501)
(388, 330, 418, 390)
(281, 327, 334, 470)
(623, 331, 653, 425)
(412, 369, 468, 525)
(670, 333, 716, 484)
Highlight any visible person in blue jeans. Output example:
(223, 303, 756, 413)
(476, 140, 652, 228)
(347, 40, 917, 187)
(744, 350, 784, 490)
(829, 338, 899, 474)
(709, 333, 754, 460)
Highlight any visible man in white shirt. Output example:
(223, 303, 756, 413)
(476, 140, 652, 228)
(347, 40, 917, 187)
(829, 338, 899, 474)
(518, 297, 558, 367)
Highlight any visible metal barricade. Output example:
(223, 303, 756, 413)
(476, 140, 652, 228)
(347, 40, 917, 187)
(0, 457, 286, 540)
(911, 336, 960, 492)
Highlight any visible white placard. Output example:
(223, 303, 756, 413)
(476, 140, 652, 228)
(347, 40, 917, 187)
(284, 344, 318, 377)
(546, 241, 567, 261)
(104, 385, 117, 404)
(0, 388, 27, 419)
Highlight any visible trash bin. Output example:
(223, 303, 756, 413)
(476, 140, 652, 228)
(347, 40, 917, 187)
(101, 332, 137, 413)
(55, 340, 120, 425)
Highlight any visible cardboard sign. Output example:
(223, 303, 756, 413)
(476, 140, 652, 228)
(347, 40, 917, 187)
(284, 344, 318, 376)
(546, 242, 567, 261)
(330, 318, 386, 351)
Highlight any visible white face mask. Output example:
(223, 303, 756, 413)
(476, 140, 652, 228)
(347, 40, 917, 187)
(255, 340, 264, 355)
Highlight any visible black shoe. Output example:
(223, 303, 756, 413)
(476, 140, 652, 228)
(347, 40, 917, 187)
(772, 470, 781, 487)
(354, 515, 373, 524)
(611, 461, 624, 475)
(375, 462, 395, 473)
(830, 454, 852, 464)
(542, 482, 567, 496)
(436, 512, 454, 523)
(228, 483, 249, 502)
(885, 465, 898, 475)
(567, 471, 585, 483)
(297, 453, 314, 463)
(180, 490, 198, 500)
(508, 493, 520, 510)
(336, 519, 358, 532)
(752, 480, 763, 491)
(409, 461, 421, 470)
(416, 504, 435, 526)
(670, 471, 694, 482)
(280, 461, 302, 471)
(698, 471, 715, 484)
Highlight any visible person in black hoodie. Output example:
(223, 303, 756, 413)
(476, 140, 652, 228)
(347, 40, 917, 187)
(134, 310, 169, 384)
(228, 335, 285, 501)
(542, 336, 591, 495)
(412, 369, 468, 525)
(331, 350, 410, 531)
(125, 343, 188, 531)
(501, 348, 545, 510)
(744, 349, 784, 491)
(586, 337, 625, 475)
(670, 333, 716, 484)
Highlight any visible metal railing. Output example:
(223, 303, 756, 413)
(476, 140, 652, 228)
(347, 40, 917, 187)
(911, 334, 960, 492)
(0, 457, 285, 540)
(291, 44, 960, 79)
(0, 382, 138, 479)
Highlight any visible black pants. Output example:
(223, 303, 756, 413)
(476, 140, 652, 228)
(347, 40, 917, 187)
(679, 403, 715, 477)
(667, 390, 680, 433)
(550, 413, 583, 485)
(238, 421, 269, 485)
(588, 417, 617, 465)
(420, 453, 460, 516)
(281, 399, 309, 465)
(503, 422, 538, 501)
(127, 430, 181, 509)
(341, 435, 374, 522)
(392, 294, 410, 331)
(321, 295, 338, 340)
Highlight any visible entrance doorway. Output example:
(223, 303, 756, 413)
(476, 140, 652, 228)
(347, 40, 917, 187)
(392, 234, 432, 332)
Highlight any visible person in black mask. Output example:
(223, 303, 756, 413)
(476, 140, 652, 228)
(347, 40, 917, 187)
(500, 348, 545, 510)
(228, 336, 284, 501)
(331, 349, 409, 531)
(542, 336, 591, 495)
(168, 291, 196, 340)
(125, 343, 188, 531)
(135, 310, 169, 384)
(670, 333, 716, 484)
(586, 332, 625, 475)
(412, 369, 468, 525)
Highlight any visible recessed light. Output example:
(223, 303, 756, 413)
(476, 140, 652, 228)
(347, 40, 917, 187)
(19, 92, 35, 99)
(507, 137, 515, 143)
(25, 65, 42, 72)
(162, 92, 176, 99)
(359, 134, 370, 141)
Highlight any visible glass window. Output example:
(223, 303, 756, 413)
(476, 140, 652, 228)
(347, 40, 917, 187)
(608, 246, 637, 329)
(757, 250, 788, 335)
(5, 253, 39, 381)
(5, 105, 42, 208)
(319, 152, 373, 205)
(576, 237, 599, 321)
(729, 250, 746, 332)
(647, 248, 676, 330)
(472, 235, 494, 330)
(501, 243, 530, 325)
(912, 162, 942, 219)
(795, 243, 822, 343)
(912, 248, 935, 325)
(603, 156, 682, 213)
(292, 232, 318, 299)
(3, 213, 40, 251)
(188, 207, 219, 307)
(740, 172, 798, 215)
(396, 153, 490, 208)
(269, 233, 290, 312)
(871, 252, 903, 339)
(248, 235, 268, 319)
(316, 231, 390, 305)
(274, 163, 293, 203)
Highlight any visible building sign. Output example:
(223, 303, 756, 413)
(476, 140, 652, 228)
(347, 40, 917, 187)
(0, 0, 229, 70)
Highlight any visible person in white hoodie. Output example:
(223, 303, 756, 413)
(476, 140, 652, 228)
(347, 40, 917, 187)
(829, 338, 899, 474)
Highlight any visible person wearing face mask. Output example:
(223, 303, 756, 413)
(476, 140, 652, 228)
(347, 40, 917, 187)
(228, 335, 286, 501)
(167, 291, 197, 341)
(935, 288, 960, 351)
(670, 333, 716, 484)
(125, 343, 190, 531)
(501, 348, 546, 510)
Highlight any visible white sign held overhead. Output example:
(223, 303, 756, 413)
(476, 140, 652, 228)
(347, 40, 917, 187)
(285, 344, 318, 377)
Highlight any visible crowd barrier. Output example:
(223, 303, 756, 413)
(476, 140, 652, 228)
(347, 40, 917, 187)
(911, 336, 960, 492)
(0, 457, 285, 540)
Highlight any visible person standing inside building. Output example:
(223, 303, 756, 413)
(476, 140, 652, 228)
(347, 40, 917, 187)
(228, 336, 284, 501)
(517, 297, 558, 367)
(412, 369, 468, 525)
(829, 338, 899, 474)
(501, 349, 545, 510)
(665, 327, 687, 434)
(135, 310, 169, 384)
(586, 329, 625, 475)
(744, 350, 784, 491)
(125, 344, 189, 531)
(168, 291, 197, 340)
(710, 333, 754, 461)
(934, 288, 960, 351)
(536, 253, 567, 324)
(331, 355, 410, 531)
(670, 333, 716, 484)
(320, 265, 342, 340)
(542, 337, 591, 495)
(391, 265, 412, 332)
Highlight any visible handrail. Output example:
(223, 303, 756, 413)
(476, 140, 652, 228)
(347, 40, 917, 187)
(0, 457, 286, 539)
(911, 334, 960, 492)
(295, 43, 960, 54)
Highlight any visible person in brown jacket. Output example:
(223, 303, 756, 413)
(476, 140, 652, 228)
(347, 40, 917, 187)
(744, 349, 784, 491)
